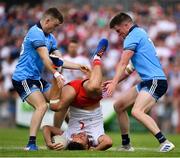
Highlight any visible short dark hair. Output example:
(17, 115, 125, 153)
(109, 12, 133, 29)
(70, 39, 78, 44)
(43, 8, 63, 23)
(67, 141, 86, 150)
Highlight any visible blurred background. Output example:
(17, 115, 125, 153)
(0, 0, 179, 134)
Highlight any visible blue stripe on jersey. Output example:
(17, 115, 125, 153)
(123, 25, 166, 81)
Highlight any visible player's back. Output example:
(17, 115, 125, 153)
(124, 26, 166, 81)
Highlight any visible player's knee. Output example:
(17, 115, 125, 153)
(42, 125, 50, 130)
(114, 102, 124, 113)
(87, 83, 101, 93)
(37, 104, 48, 112)
(131, 108, 141, 119)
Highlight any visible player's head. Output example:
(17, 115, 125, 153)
(41, 8, 63, 34)
(68, 39, 78, 57)
(109, 12, 133, 39)
(67, 132, 89, 150)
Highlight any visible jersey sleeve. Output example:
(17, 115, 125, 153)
(123, 31, 141, 51)
(49, 35, 58, 53)
(28, 28, 46, 49)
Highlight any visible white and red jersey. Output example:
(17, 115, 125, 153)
(62, 55, 91, 83)
(63, 106, 104, 147)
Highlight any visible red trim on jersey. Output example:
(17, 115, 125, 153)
(67, 79, 102, 108)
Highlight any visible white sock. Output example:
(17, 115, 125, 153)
(93, 55, 101, 60)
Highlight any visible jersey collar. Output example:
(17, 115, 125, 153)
(128, 24, 138, 34)
(36, 21, 48, 36)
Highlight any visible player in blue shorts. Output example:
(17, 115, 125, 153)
(105, 12, 175, 152)
(12, 8, 87, 151)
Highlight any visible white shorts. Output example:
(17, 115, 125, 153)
(63, 106, 105, 146)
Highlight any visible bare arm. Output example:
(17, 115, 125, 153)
(42, 125, 63, 150)
(50, 85, 76, 112)
(37, 47, 64, 88)
(37, 47, 57, 74)
(52, 50, 90, 70)
(106, 50, 134, 96)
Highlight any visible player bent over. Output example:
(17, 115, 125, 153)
(105, 12, 175, 152)
(43, 39, 112, 150)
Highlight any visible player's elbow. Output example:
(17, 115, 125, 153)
(104, 139, 113, 150)
(100, 136, 113, 150)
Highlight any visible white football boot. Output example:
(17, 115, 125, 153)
(159, 140, 175, 152)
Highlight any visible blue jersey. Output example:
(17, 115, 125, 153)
(12, 22, 57, 81)
(123, 25, 166, 81)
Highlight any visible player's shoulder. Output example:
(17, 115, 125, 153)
(125, 27, 146, 42)
(131, 27, 147, 36)
(30, 25, 46, 36)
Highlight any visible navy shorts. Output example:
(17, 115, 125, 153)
(12, 78, 51, 101)
(136, 79, 168, 101)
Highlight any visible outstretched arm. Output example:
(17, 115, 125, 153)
(51, 50, 90, 71)
(106, 50, 134, 96)
(103, 61, 135, 91)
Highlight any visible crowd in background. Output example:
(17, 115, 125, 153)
(0, 1, 180, 133)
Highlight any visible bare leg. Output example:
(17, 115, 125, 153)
(26, 91, 48, 138)
(114, 86, 137, 135)
(131, 90, 160, 135)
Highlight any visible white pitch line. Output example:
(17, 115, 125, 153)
(0, 146, 47, 150)
(109, 146, 180, 152)
(0, 146, 180, 153)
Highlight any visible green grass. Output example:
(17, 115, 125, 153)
(0, 128, 179, 157)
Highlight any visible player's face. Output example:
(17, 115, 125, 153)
(114, 23, 129, 39)
(71, 132, 88, 148)
(44, 17, 61, 33)
(68, 42, 78, 57)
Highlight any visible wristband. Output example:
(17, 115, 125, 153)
(54, 71, 64, 80)
(54, 71, 61, 78)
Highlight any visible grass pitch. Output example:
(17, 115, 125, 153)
(0, 128, 179, 157)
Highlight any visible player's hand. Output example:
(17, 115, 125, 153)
(80, 65, 90, 73)
(54, 71, 65, 88)
(55, 76, 64, 89)
(102, 80, 112, 89)
(106, 81, 117, 97)
(80, 65, 91, 77)
(47, 142, 64, 150)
